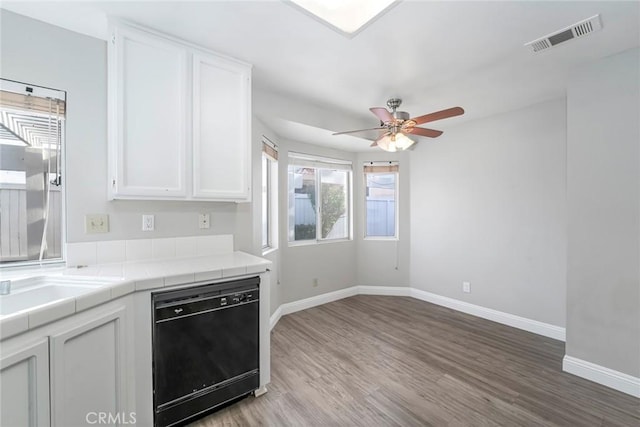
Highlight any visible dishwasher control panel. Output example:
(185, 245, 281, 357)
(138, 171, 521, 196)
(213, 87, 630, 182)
(153, 277, 260, 323)
(220, 290, 256, 307)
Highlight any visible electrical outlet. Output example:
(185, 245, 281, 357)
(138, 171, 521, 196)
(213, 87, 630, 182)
(312, 278, 319, 287)
(142, 214, 155, 231)
(198, 213, 210, 229)
(85, 214, 109, 234)
(463, 281, 471, 293)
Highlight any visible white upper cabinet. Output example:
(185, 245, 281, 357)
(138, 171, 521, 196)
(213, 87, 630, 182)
(109, 25, 187, 199)
(108, 21, 251, 202)
(193, 54, 251, 200)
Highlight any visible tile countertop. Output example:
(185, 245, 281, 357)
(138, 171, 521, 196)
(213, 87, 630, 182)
(0, 251, 271, 340)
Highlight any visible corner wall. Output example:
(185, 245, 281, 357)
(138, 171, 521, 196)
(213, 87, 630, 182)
(251, 88, 368, 312)
(409, 98, 567, 328)
(275, 138, 358, 304)
(566, 47, 640, 378)
(355, 151, 411, 287)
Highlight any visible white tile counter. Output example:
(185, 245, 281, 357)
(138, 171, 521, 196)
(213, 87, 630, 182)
(0, 250, 271, 339)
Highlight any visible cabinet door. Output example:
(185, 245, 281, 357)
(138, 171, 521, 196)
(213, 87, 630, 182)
(0, 339, 50, 427)
(110, 25, 187, 199)
(192, 53, 251, 201)
(50, 308, 127, 427)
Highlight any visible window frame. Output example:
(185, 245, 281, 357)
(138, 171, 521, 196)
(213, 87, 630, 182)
(363, 164, 399, 241)
(287, 153, 352, 246)
(261, 138, 278, 254)
(0, 79, 67, 268)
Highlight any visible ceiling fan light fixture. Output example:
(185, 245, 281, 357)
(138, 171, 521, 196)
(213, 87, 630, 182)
(377, 132, 414, 152)
(377, 135, 396, 152)
(395, 132, 415, 150)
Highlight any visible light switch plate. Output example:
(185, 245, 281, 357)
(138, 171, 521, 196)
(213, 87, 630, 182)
(463, 281, 471, 293)
(142, 214, 155, 231)
(85, 214, 109, 234)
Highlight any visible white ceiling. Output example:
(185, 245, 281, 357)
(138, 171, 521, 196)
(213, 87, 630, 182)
(2, 1, 639, 151)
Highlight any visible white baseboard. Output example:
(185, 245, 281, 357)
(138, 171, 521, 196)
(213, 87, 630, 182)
(269, 286, 407, 330)
(563, 355, 640, 398)
(269, 306, 282, 331)
(357, 285, 412, 296)
(410, 288, 566, 341)
(254, 385, 268, 397)
(279, 286, 358, 318)
(269, 285, 565, 342)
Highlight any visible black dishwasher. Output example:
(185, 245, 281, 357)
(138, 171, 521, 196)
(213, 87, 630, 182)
(152, 276, 260, 427)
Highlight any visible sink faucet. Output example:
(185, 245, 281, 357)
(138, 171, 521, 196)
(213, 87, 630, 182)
(0, 280, 10, 295)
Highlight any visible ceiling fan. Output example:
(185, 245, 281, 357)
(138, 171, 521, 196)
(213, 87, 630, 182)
(333, 98, 464, 152)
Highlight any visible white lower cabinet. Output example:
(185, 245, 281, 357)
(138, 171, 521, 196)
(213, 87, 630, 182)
(0, 298, 132, 427)
(49, 308, 128, 427)
(0, 339, 50, 427)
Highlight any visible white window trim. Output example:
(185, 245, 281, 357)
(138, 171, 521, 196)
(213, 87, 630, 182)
(261, 138, 278, 254)
(364, 164, 399, 241)
(1, 79, 67, 268)
(288, 153, 353, 246)
(288, 237, 352, 247)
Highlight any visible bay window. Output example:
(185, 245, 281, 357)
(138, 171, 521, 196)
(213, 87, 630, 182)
(288, 153, 352, 243)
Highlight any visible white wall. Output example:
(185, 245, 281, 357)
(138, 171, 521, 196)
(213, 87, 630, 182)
(409, 98, 567, 327)
(355, 151, 411, 287)
(0, 11, 245, 247)
(566, 47, 640, 377)
(276, 139, 358, 304)
(250, 116, 282, 314)
(252, 88, 373, 310)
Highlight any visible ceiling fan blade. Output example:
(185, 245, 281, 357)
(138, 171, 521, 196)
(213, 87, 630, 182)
(332, 127, 385, 136)
(405, 127, 443, 138)
(370, 131, 389, 147)
(411, 107, 464, 125)
(370, 107, 393, 123)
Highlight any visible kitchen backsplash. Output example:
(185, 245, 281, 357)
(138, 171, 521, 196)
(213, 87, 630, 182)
(66, 235, 234, 267)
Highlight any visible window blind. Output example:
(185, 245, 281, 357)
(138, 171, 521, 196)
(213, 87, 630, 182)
(0, 91, 66, 116)
(363, 161, 399, 173)
(0, 80, 66, 116)
(262, 136, 278, 161)
(289, 151, 352, 171)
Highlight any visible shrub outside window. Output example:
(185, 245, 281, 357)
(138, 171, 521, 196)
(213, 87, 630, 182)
(288, 153, 351, 243)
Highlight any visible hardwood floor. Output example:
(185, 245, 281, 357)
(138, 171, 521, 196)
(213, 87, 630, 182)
(192, 295, 639, 426)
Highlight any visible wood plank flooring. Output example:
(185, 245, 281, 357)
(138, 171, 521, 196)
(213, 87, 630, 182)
(192, 295, 639, 426)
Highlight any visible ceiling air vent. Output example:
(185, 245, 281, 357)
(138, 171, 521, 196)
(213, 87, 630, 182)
(525, 14, 602, 52)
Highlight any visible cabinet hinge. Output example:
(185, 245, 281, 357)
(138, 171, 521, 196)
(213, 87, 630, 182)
(111, 34, 116, 45)
(112, 179, 116, 187)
